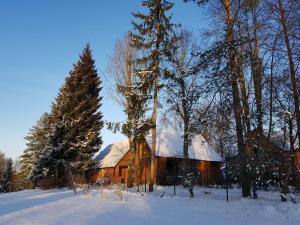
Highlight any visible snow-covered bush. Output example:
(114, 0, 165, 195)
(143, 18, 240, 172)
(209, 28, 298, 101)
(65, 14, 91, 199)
(111, 184, 123, 201)
(184, 173, 195, 198)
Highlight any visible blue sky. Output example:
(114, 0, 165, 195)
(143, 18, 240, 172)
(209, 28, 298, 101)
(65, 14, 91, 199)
(0, 0, 206, 159)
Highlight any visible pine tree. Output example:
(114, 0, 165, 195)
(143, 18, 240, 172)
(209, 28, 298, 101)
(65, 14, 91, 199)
(130, 0, 175, 192)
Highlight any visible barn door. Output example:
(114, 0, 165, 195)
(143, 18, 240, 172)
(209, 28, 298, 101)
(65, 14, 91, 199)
(119, 166, 127, 183)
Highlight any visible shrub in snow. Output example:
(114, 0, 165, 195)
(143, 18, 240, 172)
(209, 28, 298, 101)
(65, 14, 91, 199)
(74, 183, 91, 196)
(111, 184, 123, 201)
(184, 173, 195, 198)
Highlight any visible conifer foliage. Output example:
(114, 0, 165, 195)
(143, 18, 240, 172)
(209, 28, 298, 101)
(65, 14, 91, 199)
(130, 0, 176, 192)
(20, 113, 51, 180)
(21, 45, 103, 187)
(52, 45, 103, 172)
(0, 156, 14, 193)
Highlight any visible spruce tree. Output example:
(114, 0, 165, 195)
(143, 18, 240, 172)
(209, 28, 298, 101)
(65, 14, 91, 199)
(130, 0, 175, 192)
(20, 113, 52, 180)
(23, 45, 103, 187)
(52, 44, 103, 173)
(34, 120, 76, 187)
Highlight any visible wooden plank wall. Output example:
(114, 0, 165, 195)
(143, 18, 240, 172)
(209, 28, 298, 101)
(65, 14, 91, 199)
(88, 138, 221, 186)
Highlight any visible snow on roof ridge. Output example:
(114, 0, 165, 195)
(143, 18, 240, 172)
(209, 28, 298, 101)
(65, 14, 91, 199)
(146, 129, 222, 162)
(95, 129, 222, 168)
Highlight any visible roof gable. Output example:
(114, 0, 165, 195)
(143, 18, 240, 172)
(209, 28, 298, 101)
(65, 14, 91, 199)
(96, 140, 129, 168)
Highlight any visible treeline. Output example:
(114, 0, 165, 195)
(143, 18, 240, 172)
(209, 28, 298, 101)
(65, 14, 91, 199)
(0, 151, 13, 192)
(20, 45, 104, 188)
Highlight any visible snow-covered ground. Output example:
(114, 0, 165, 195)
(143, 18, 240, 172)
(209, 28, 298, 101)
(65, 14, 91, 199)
(0, 186, 299, 225)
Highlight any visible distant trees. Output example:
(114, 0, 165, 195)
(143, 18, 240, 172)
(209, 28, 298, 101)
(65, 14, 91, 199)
(20, 45, 103, 187)
(0, 151, 7, 182)
(1, 159, 13, 192)
(0, 151, 14, 192)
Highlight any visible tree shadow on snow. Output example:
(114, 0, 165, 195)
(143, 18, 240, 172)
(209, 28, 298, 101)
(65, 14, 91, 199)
(0, 189, 74, 216)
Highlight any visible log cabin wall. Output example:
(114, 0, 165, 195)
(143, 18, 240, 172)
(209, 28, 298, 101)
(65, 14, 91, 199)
(193, 160, 221, 185)
(89, 158, 221, 186)
(134, 139, 151, 185)
(88, 138, 222, 186)
(114, 150, 132, 184)
(295, 152, 300, 166)
(89, 139, 151, 185)
(88, 167, 115, 183)
(156, 157, 167, 185)
(294, 152, 300, 187)
(155, 157, 221, 185)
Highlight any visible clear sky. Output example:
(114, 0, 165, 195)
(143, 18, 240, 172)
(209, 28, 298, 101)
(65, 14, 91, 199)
(0, 0, 206, 160)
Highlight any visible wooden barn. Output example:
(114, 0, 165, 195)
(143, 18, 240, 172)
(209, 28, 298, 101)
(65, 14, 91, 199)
(88, 130, 222, 186)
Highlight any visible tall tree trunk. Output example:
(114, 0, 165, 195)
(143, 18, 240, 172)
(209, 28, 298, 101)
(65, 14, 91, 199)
(149, 1, 163, 192)
(245, 13, 263, 134)
(278, 0, 300, 146)
(126, 56, 135, 188)
(135, 142, 140, 192)
(183, 120, 190, 179)
(224, 0, 244, 151)
(149, 73, 158, 192)
(127, 138, 135, 188)
(251, 8, 263, 134)
(288, 117, 295, 152)
(223, 0, 250, 197)
(250, 9, 262, 199)
(237, 22, 251, 134)
(180, 73, 190, 177)
(268, 33, 278, 139)
(245, 10, 263, 199)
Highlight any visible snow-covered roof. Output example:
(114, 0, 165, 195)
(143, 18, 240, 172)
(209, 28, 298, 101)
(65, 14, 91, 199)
(95, 130, 222, 168)
(95, 139, 129, 168)
(146, 130, 222, 162)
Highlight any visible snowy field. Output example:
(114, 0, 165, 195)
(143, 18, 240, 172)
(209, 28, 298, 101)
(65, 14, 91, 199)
(0, 186, 299, 225)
